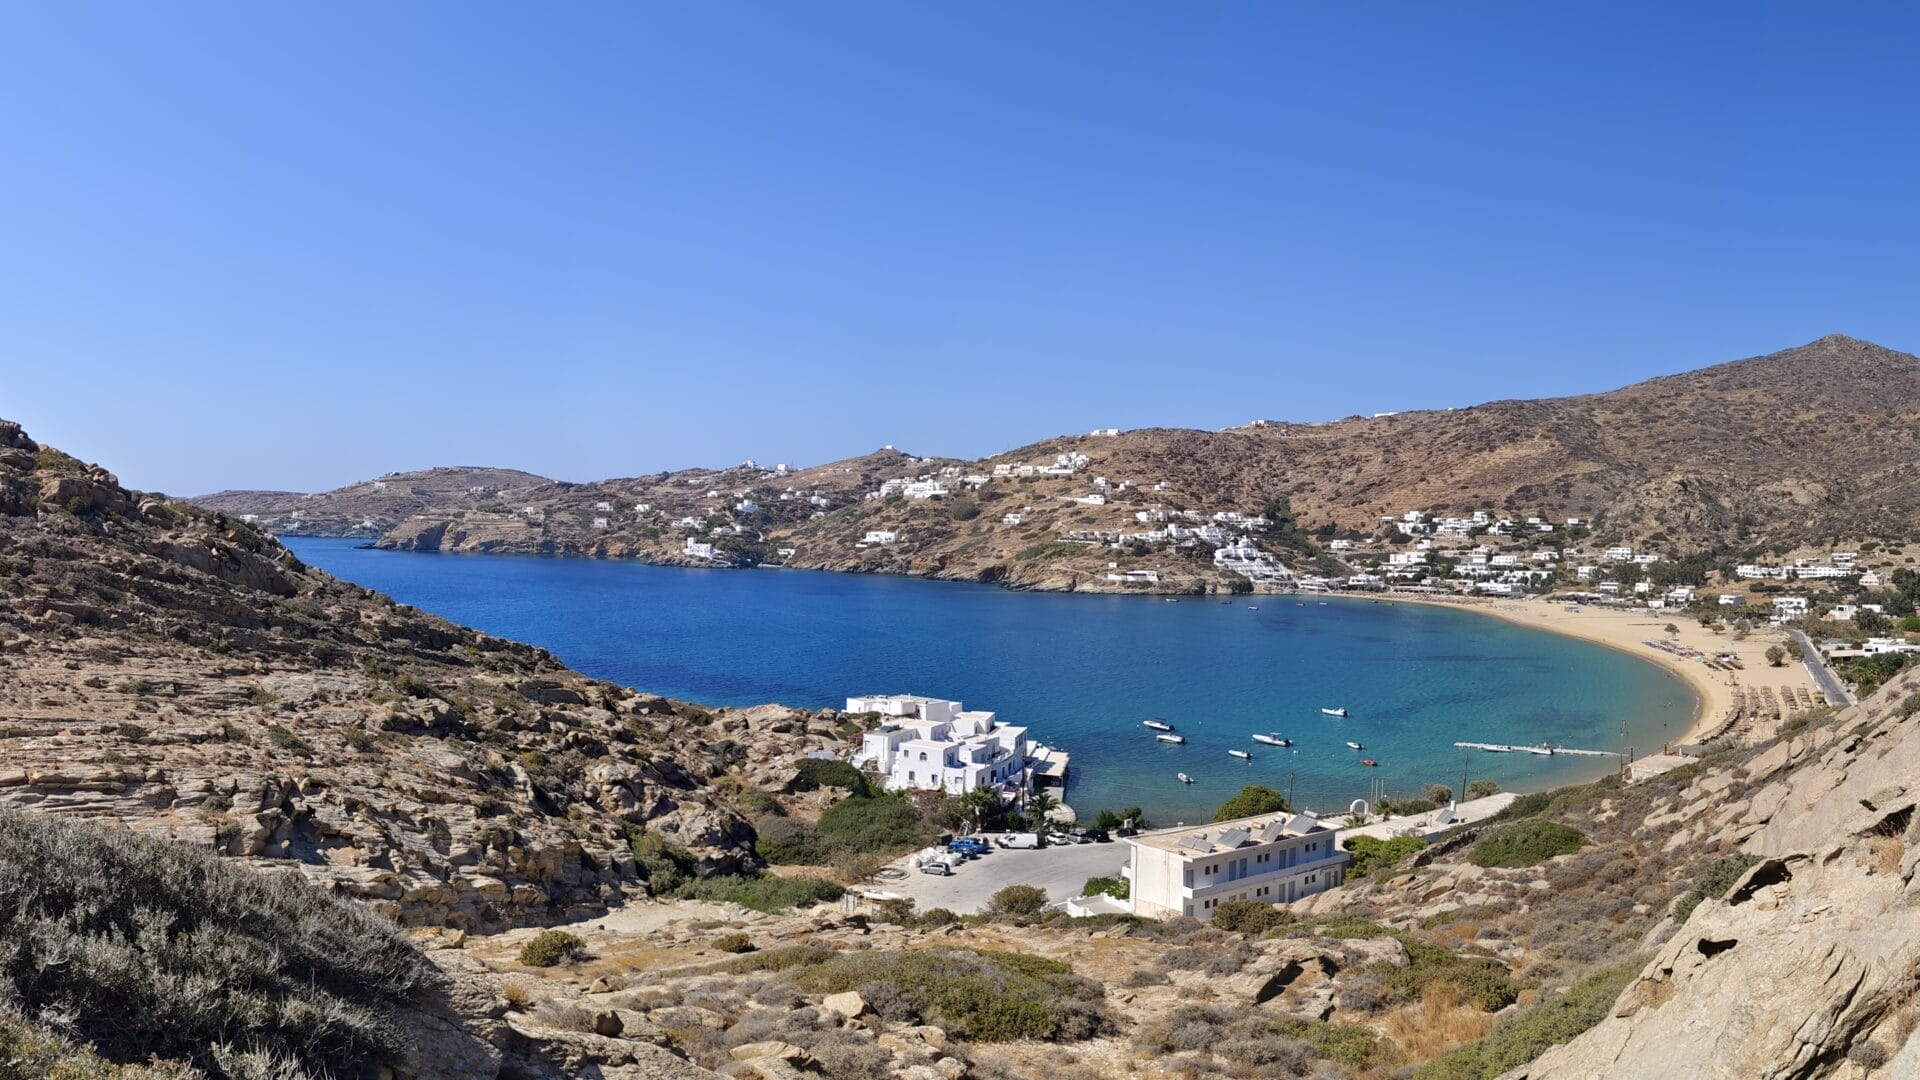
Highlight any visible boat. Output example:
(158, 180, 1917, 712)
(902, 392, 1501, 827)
(1143, 720, 1175, 732)
(1346, 740, 1364, 750)
(1360, 758, 1378, 767)
(1228, 749, 1252, 761)
(1322, 707, 1349, 718)
(1156, 733, 1186, 744)
(1247, 605, 1259, 610)
(1177, 772, 1194, 784)
(1252, 733, 1292, 747)
(1524, 743, 1554, 756)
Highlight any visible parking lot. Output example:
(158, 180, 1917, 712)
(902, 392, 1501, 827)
(873, 835, 1131, 915)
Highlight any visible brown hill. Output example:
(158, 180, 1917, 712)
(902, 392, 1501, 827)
(191, 335, 1920, 591)
(0, 419, 853, 934)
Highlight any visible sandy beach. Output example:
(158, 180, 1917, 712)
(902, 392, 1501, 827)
(1371, 592, 1824, 747)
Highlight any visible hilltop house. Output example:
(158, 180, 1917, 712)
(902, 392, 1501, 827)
(684, 537, 715, 560)
(1122, 811, 1349, 920)
(861, 530, 899, 545)
(846, 695, 1037, 798)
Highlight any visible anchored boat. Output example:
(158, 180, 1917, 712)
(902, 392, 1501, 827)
(1322, 707, 1349, 718)
(1156, 733, 1186, 744)
(1252, 733, 1292, 747)
(1346, 740, 1364, 750)
(1228, 749, 1252, 761)
(1143, 719, 1174, 732)
(1360, 758, 1378, 767)
(1177, 772, 1195, 784)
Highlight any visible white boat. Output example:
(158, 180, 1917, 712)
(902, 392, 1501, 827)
(1156, 733, 1186, 744)
(1322, 707, 1349, 718)
(1228, 749, 1252, 761)
(1252, 733, 1292, 747)
(1177, 772, 1195, 784)
(1346, 740, 1364, 750)
(1143, 719, 1174, 732)
(1524, 743, 1554, 756)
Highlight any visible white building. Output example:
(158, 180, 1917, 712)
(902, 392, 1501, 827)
(1091, 427, 1120, 436)
(684, 537, 715, 560)
(1122, 811, 1349, 920)
(1002, 512, 1024, 525)
(862, 530, 899, 545)
(1105, 569, 1160, 585)
(1603, 547, 1634, 562)
(847, 695, 1035, 797)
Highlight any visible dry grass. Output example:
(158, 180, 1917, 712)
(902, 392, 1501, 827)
(1383, 984, 1500, 1061)
(501, 980, 534, 1010)
(1866, 835, 1903, 875)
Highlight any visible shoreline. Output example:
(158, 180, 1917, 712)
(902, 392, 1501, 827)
(1360, 591, 1817, 748)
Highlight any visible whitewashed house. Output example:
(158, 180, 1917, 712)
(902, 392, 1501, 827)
(846, 695, 1036, 797)
(1122, 812, 1349, 920)
(862, 530, 899, 545)
(1002, 513, 1024, 525)
(684, 537, 715, 560)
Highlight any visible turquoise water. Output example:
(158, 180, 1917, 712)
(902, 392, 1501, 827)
(286, 538, 1695, 825)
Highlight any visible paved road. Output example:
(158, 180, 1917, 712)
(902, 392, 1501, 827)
(871, 838, 1130, 915)
(1787, 629, 1853, 707)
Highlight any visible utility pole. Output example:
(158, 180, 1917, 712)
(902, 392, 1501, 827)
(1461, 753, 1469, 803)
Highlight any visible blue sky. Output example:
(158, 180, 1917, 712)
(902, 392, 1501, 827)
(2, 3, 1916, 495)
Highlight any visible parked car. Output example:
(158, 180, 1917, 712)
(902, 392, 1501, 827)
(1054, 831, 1089, 845)
(996, 832, 1044, 849)
(919, 859, 954, 876)
(1084, 829, 1112, 843)
(947, 838, 989, 858)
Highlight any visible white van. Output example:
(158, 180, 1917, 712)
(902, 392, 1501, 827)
(996, 832, 1043, 849)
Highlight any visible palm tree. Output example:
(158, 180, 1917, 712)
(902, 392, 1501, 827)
(1026, 790, 1060, 831)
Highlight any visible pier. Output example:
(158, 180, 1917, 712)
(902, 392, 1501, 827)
(1453, 741, 1622, 758)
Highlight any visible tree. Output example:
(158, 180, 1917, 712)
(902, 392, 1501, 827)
(1024, 791, 1060, 831)
(1766, 645, 1786, 667)
(1786, 638, 1804, 660)
(1083, 875, 1129, 900)
(958, 786, 1008, 834)
(1212, 785, 1289, 822)
(1465, 779, 1501, 800)
(1664, 623, 1680, 636)
(1093, 806, 1149, 830)
(1423, 784, 1454, 805)
(984, 884, 1047, 917)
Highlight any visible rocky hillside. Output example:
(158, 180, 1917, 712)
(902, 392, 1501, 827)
(0, 418, 856, 933)
(193, 335, 1920, 593)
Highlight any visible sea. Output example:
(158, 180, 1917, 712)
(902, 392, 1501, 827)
(286, 538, 1696, 826)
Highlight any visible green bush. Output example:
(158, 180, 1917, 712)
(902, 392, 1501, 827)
(1469, 819, 1586, 868)
(712, 932, 756, 954)
(1465, 779, 1502, 799)
(1413, 960, 1641, 1079)
(786, 949, 1106, 1042)
(792, 758, 871, 795)
(1212, 784, 1289, 822)
(816, 794, 925, 854)
(1211, 899, 1293, 934)
(672, 873, 845, 913)
(1083, 875, 1129, 900)
(1344, 834, 1426, 878)
(1671, 853, 1762, 924)
(518, 930, 589, 967)
(629, 830, 700, 892)
(0, 808, 431, 1077)
(753, 816, 830, 864)
(984, 884, 1049, 917)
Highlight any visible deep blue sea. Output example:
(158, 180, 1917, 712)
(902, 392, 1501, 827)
(287, 538, 1695, 825)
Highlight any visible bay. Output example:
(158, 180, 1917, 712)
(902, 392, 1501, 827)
(286, 538, 1695, 826)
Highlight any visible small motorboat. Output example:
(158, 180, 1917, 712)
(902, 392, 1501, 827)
(1322, 707, 1349, 718)
(1360, 758, 1378, 767)
(1143, 720, 1175, 732)
(1176, 772, 1195, 784)
(1346, 741, 1364, 750)
(1525, 743, 1554, 756)
(1156, 733, 1186, 744)
(1247, 605, 1259, 611)
(1252, 733, 1292, 747)
(1228, 749, 1253, 761)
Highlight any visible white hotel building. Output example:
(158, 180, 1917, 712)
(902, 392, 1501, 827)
(846, 695, 1051, 798)
(1122, 810, 1349, 920)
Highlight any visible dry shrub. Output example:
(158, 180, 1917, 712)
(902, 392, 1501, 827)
(529, 1000, 597, 1032)
(1383, 983, 1500, 1061)
(501, 981, 533, 1010)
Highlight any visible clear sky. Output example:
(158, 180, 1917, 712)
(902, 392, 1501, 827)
(2, 3, 1916, 495)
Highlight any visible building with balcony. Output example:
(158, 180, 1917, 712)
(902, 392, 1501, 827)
(1121, 810, 1349, 920)
(845, 694, 1042, 799)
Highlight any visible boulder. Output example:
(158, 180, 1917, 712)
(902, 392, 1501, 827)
(820, 990, 867, 1020)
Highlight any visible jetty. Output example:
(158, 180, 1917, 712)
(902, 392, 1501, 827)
(1454, 741, 1621, 758)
